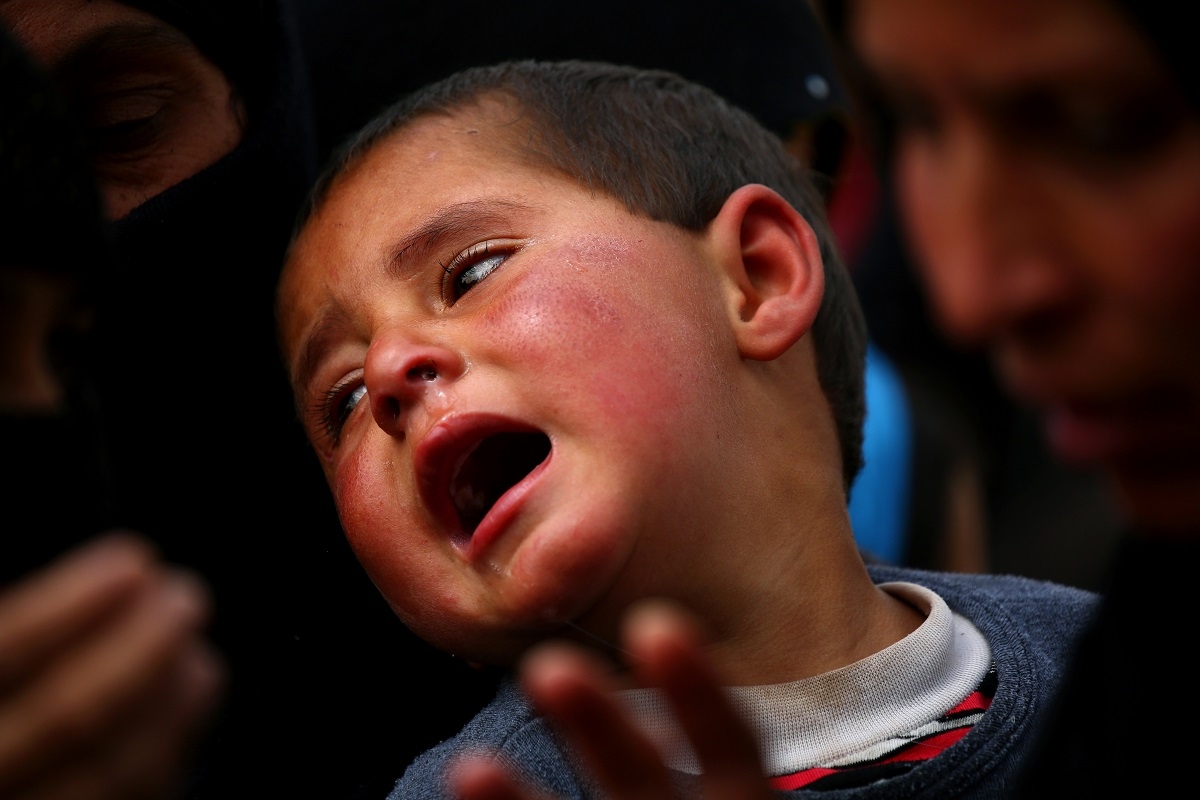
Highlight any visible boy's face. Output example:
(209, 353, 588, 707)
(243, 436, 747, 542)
(279, 107, 742, 663)
(851, 0, 1200, 529)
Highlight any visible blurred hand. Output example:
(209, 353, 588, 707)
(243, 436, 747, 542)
(0, 532, 225, 800)
(450, 600, 775, 800)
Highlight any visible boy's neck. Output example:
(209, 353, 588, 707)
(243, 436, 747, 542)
(695, 530, 924, 687)
(572, 480, 923, 687)
(682, 369, 924, 686)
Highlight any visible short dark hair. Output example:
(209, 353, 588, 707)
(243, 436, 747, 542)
(295, 59, 867, 494)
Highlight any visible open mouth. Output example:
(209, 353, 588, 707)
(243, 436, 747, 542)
(449, 431, 552, 535)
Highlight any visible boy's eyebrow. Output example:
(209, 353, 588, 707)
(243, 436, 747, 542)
(388, 199, 533, 274)
(291, 199, 535, 396)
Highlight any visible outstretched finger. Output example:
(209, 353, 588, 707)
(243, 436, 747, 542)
(622, 600, 774, 800)
(519, 642, 678, 800)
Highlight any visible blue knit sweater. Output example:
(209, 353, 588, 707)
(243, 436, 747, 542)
(390, 566, 1098, 799)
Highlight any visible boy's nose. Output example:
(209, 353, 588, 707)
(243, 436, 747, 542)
(363, 329, 465, 436)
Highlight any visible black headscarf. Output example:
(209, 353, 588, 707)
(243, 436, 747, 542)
(81, 0, 319, 567)
(0, 22, 115, 581)
(0, 26, 108, 278)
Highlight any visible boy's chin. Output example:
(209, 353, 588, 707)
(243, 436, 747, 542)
(415, 626, 534, 671)
(412, 605, 596, 671)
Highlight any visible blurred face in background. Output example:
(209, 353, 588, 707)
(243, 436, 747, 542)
(0, 0, 245, 219)
(849, 0, 1200, 530)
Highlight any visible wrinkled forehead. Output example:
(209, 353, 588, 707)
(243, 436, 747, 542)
(286, 96, 571, 265)
(1, 0, 185, 65)
(286, 98, 550, 254)
(383, 93, 556, 179)
(329, 95, 564, 219)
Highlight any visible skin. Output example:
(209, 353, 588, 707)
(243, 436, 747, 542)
(0, 534, 224, 800)
(279, 101, 921, 686)
(0, 269, 89, 413)
(0, 0, 245, 220)
(851, 0, 1200, 532)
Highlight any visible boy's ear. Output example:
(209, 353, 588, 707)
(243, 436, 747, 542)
(707, 184, 826, 361)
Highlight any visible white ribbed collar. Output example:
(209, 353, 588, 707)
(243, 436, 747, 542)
(616, 582, 992, 775)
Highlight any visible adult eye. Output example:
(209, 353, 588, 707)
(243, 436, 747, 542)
(1001, 85, 1190, 168)
(79, 84, 174, 164)
(866, 79, 943, 143)
(1063, 90, 1188, 160)
(441, 242, 511, 303)
(55, 34, 192, 178)
(51, 24, 246, 218)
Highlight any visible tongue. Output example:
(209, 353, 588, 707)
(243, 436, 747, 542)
(449, 432, 551, 534)
(450, 471, 492, 534)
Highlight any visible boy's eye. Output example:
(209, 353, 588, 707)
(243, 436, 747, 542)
(312, 377, 367, 450)
(442, 242, 511, 303)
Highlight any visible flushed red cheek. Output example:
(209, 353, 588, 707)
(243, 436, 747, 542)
(332, 448, 405, 561)
(483, 240, 627, 349)
(484, 240, 699, 414)
(331, 449, 440, 617)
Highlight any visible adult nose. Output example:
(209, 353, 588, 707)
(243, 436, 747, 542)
(899, 122, 1077, 349)
(363, 328, 465, 436)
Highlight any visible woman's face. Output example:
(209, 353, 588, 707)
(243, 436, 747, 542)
(1, 0, 245, 220)
(850, 0, 1200, 530)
